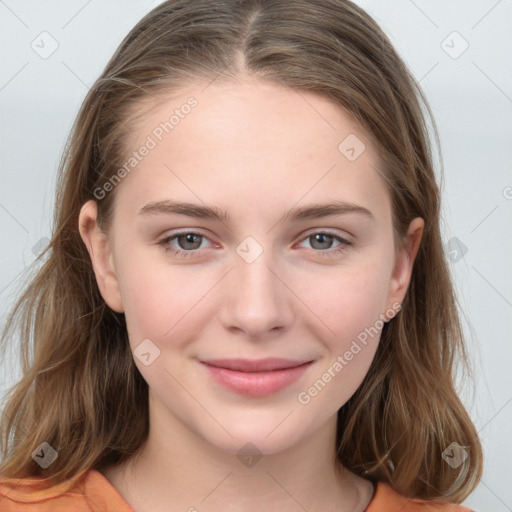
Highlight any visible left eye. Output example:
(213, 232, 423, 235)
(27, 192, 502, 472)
(158, 231, 351, 258)
(299, 232, 348, 251)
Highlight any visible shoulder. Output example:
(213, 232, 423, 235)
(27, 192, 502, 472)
(0, 469, 134, 511)
(367, 481, 476, 512)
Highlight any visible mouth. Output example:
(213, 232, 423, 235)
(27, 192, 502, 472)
(199, 358, 314, 397)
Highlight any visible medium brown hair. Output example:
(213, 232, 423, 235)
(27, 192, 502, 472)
(0, 0, 482, 502)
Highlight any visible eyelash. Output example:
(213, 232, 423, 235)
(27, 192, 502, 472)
(158, 230, 352, 259)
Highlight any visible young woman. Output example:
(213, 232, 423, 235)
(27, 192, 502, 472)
(0, 1, 482, 510)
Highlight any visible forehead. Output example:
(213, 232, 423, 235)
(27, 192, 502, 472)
(112, 79, 390, 223)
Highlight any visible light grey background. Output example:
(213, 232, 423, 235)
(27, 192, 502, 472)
(1, 1, 511, 509)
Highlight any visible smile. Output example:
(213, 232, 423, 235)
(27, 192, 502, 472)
(199, 359, 314, 397)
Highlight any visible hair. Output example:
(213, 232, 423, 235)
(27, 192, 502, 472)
(0, 0, 482, 503)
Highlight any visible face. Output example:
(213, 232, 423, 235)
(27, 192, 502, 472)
(79, 78, 422, 456)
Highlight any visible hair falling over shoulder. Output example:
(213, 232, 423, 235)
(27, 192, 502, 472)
(0, 0, 482, 501)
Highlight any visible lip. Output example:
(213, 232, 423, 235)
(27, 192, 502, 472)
(199, 358, 314, 397)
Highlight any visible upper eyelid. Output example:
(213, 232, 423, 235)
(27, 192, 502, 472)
(300, 227, 353, 241)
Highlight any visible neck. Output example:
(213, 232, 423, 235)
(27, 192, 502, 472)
(101, 392, 374, 512)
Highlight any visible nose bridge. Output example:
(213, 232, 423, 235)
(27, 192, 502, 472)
(219, 236, 294, 336)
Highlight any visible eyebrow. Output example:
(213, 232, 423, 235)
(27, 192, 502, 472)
(138, 199, 374, 223)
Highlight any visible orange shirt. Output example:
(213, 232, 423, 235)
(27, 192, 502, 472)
(0, 469, 475, 511)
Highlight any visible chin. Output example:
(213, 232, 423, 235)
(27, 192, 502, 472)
(216, 434, 300, 458)
(194, 415, 310, 458)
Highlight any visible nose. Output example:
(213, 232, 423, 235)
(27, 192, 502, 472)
(218, 249, 295, 339)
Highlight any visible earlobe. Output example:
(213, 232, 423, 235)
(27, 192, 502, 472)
(385, 217, 424, 319)
(78, 200, 124, 313)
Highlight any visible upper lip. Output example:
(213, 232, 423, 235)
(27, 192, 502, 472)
(200, 358, 313, 372)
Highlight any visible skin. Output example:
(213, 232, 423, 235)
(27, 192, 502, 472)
(79, 78, 423, 512)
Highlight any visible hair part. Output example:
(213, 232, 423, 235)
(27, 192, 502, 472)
(0, 0, 482, 501)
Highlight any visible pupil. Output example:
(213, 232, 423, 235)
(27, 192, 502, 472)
(314, 234, 331, 249)
(180, 233, 201, 249)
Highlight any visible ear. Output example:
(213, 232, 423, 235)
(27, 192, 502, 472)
(384, 217, 424, 320)
(78, 200, 124, 313)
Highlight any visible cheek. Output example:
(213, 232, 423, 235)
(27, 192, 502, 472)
(295, 267, 389, 411)
(114, 246, 208, 347)
(302, 259, 391, 341)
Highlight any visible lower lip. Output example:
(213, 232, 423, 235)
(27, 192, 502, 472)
(200, 361, 313, 397)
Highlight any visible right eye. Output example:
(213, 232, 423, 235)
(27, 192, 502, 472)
(158, 231, 214, 258)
